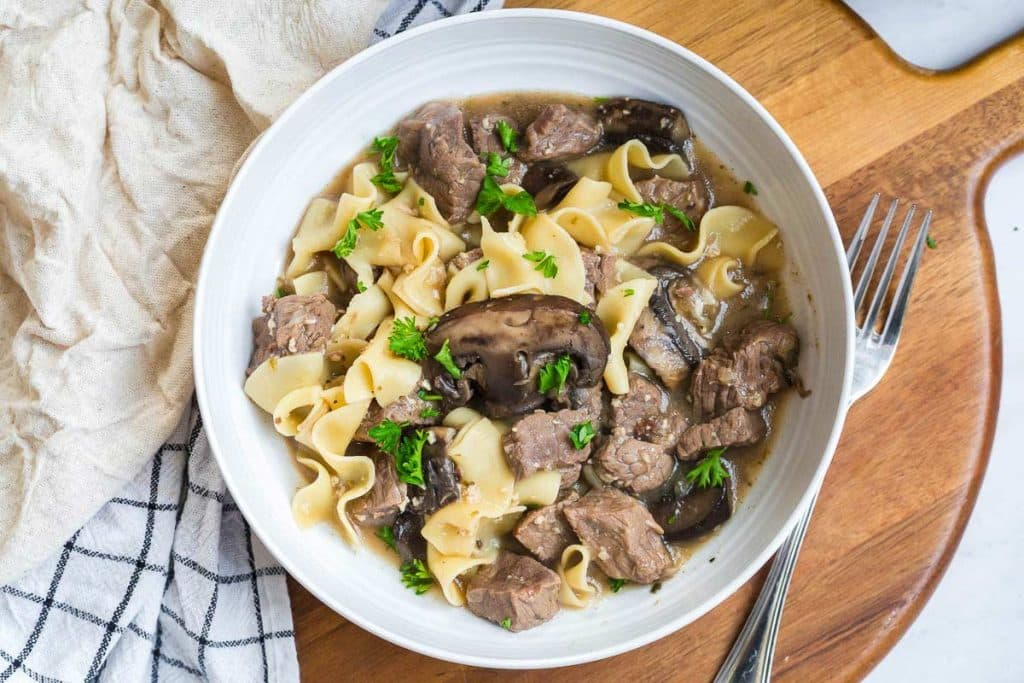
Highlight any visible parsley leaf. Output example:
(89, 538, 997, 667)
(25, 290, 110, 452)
(663, 204, 696, 231)
(495, 119, 518, 153)
(618, 199, 665, 224)
(433, 338, 462, 379)
(356, 280, 367, 293)
(475, 176, 537, 217)
(623, 288, 635, 297)
(926, 235, 937, 249)
(420, 406, 440, 419)
(500, 617, 512, 630)
(686, 446, 730, 489)
(371, 135, 399, 168)
(538, 354, 572, 394)
(743, 180, 758, 195)
(274, 287, 286, 298)
(578, 310, 591, 325)
(593, 96, 611, 104)
(485, 152, 510, 178)
(417, 389, 442, 401)
(395, 429, 429, 487)
(368, 418, 407, 456)
(376, 525, 397, 552)
(568, 421, 596, 450)
(503, 190, 537, 216)
(399, 559, 433, 595)
(388, 316, 428, 361)
(523, 250, 558, 278)
(354, 208, 384, 231)
(476, 259, 490, 271)
(332, 221, 359, 258)
(371, 169, 402, 194)
(608, 578, 627, 593)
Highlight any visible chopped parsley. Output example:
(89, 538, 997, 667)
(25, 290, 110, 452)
(686, 446, 730, 489)
(274, 287, 286, 298)
(500, 617, 512, 630)
(663, 204, 696, 231)
(503, 190, 537, 216)
(399, 559, 433, 595)
(476, 259, 490, 271)
(353, 208, 384, 231)
(420, 406, 441, 419)
(356, 280, 367, 293)
(623, 288, 635, 297)
(376, 525, 397, 552)
(417, 389, 442, 402)
(332, 222, 359, 258)
(667, 513, 678, 525)
(484, 152, 511, 178)
(618, 199, 664, 223)
(371, 135, 399, 168)
(368, 419, 407, 456)
(433, 338, 462, 379)
(475, 176, 537, 217)
(371, 169, 402, 193)
(523, 250, 558, 278)
(495, 119, 518, 153)
(538, 354, 572, 394)
(743, 180, 758, 195)
(926, 235, 937, 249)
(578, 310, 591, 325)
(568, 421, 596, 450)
(608, 578, 627, 593)
(395, 429, 429, 487)
(593, 96, 611, 104)
(388, 316, 428, 361)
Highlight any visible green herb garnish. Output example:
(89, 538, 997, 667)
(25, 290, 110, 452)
(686, 446, 730, 489)
(376, 525, 397, 552)
(608, 578, 627, 593)
(476, 259, 490, 271)
(618, 199, 664, 223)
(433, 339, 462, 379)
(568, 421, 596, 450)
(926, 235, 937, 249)
(485, 152, 510, 178)
(502, 190, 538, 216)
(623, 288, 635, 297)
(420, 406, 441, 419)
(388, 316, 428, 361)
(371, 169, 402, 194)
(593, 96, 611, 104)
(663, 204, 696, 231)
(417, 389, 442, 401)
(578, 310, 591, 325)
(475, 176, 537, 217)
(418, 196, 425, 206)
(354, 208, 384, 231)
(368, 418, 407, 456)
(523, 250, 558, 278)
(274, 287, 286, 298)
(538, 354, 572, 394)
(332, 222, 359, 258)
(399, 559, 433, 595)
(743, 180, 758, 195)
(371, 135, 399, 168)
(395, 429, 429, 487)
(667, 513, 678, 525)
(495, 119, 518, 153)
(356, 281, 367, 293)
(500, 618, 512, 630)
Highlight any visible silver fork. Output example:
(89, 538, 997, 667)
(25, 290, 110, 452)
(713, 194, 933, 683)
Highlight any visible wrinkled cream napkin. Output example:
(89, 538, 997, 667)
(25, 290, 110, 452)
(0, 0, 391, 584)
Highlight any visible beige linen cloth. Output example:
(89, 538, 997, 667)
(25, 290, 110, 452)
(0, 0, 390, 584)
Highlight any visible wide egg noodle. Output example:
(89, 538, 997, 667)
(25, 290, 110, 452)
(309, 397, 374, 545)
(605, 138, 690, 202)
(596, 278, 658, 394)
(292, 271, 330, 297)
(292, 456, 335, 529)
(390, 229, 447, 318)
(696, 256, 744, 299)
(547, 176, 655, 256)
(638, 205, 780, 268)
(331, 276, 393, 341)
(427, 544, 497, 607)
(519, 214, 591, 305)
(444, 255, 490, 311)
(342, 316, 422, 406)
(244, 352, 326, 413)
(557, 544, 598, 608)
(480, 216, 547, 298)
(513, 470, 561, 507)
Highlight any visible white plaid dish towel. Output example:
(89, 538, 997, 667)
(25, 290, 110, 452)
(0, 0, 499, 681)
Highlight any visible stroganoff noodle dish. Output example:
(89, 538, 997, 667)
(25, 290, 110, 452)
(243, 94, 803, 631)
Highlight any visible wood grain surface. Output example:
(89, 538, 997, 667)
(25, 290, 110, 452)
(289, 1, 1018, 679)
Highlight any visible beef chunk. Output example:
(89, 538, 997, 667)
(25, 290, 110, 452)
(554, 384, 606, 431)
(421, 426, 460, 515)
(468, 113, 527, 185)
(353, 388, 439, 442)
(396, 102, 484, 223)
(518, 105, 601, 162)
(502, 409, 592, 486)
(350, 451, 408, 527)
(465, 552, 561, 632)
(610, 373, 686, 446)
(563, 487, 672, 584)
(593, 434, 675, 493)
(677, 407, 766, 460)
(447, 247, 484, 274)
(690, 320, 799, 419)
(636, 176, 709, 228)
(580, 249, 618, 299)
(249, 294, 336, 373)
(628, 307, 692, 390)
(512, 492, 580, 564)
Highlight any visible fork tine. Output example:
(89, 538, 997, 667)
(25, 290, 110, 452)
(862, 204, 916, 333)
(882, 210, 933, 343)
(853, 199, 899, 311)
(846, 193, 881, 269)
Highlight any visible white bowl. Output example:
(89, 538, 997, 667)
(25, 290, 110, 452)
(194, 9, 854, 669)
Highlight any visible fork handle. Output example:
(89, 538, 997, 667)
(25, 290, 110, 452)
(712, 492, 819, 683)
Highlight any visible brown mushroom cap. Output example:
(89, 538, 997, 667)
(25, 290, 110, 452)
(646, 265, 713, 366)
(597, 97, 692, 154)
(424, 294, 610, 418)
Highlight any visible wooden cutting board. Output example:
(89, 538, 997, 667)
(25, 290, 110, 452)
(290, 1, 1016, 679)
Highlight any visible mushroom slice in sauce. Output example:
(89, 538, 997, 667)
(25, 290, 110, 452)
(597, 97, 692, 154)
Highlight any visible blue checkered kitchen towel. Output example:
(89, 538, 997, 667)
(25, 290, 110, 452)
(0, 1, 498, 681)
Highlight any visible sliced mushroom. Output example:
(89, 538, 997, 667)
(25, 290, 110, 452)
(424, 294, 611, 418)
(597, 97, 692, 154)
(420, 427, 460, 515)
(521, 162, 579, 210)
(650, 462, 735, 541)
(647, 265, 716, 365)
(392, 509, 427, 563)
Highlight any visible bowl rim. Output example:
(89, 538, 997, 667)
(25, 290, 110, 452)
(194, 8, 854, 669)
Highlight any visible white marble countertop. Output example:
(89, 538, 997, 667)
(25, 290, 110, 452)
(866, 155, 1024, 680)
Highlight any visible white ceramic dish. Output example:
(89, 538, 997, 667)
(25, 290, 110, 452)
(194, 9, 854, 669)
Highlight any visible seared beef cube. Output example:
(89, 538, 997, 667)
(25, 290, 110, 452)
(563, 487, 672, 584)
(554, 384, 606, 431)
(580, 248, 618, 298)
(610, 373, 686, 446)
(446, 247, 484, 274)
(690, 320, 799, 419)
(597, 97, 692, 153)
(396, 102, 485, 223)
(502, 409, 592, 486)
(521, 162, 579, 210)
(636, 176, 708, 228)
(518, 105, 601, 162)
(468, 114, 528, 185)
(392, 509, 426, 563)
(421, 427, 460, 515)
(592, 434, 674, 494)
(350, 451, 408, 527)
(248, 294, 336, 373)
(512, 492, 580, 564)
(677, 407, 766, 460)
(465, 552, 561, 631)
(628, 307, 692, 390)
(353, 388, 439, 442)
